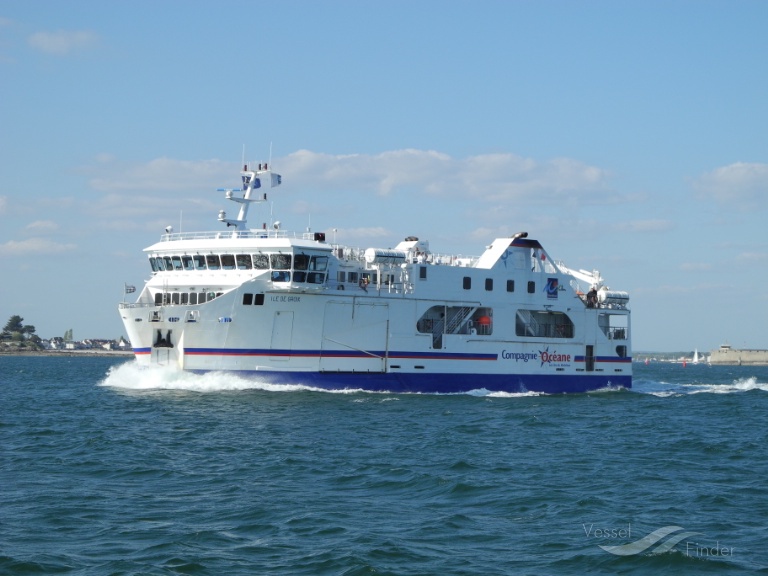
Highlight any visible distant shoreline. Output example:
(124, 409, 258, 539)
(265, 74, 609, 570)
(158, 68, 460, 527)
(0, 349, 134, 358)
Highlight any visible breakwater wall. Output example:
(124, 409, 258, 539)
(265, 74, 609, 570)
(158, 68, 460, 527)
(709, 346, 768, 366)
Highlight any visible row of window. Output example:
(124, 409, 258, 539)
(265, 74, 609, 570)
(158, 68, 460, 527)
(414, 305, 574, 339)
(155, 291, 627, 344)
(152, 255, 542, 295)
(336, 271, 394, 284)
(153, 291, 266, 307)
(461, 278, 534, 293)
(415, 266, 533, 293)
(271, 271, 326, 284)
(154, 291, 223, 306)
(149, 253, 329, 273)
(150, 270, 325, 308)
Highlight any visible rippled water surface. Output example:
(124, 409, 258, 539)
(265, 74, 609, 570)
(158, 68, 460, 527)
(2, 356, 767, 575)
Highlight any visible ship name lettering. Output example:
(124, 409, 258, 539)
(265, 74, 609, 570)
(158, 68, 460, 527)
(270, 295, 302, 303)
(501, 350, 538, 362)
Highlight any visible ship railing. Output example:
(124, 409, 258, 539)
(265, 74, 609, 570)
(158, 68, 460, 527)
(159, 229, 298, 242)
(428, 253, 480, 267)
(445, 306, 474, 334)
(157, 231, 483, 268)
(516, 310, 539, 337)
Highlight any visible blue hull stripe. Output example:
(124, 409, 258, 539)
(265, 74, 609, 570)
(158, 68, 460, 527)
(183, 348, 497, 361)
(134, 347, 632, 366)
(185, 369, 631, 394)
(179, 348, 631, 365)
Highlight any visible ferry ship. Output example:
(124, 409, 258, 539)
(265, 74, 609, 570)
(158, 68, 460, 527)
(118, 162, 632, 393)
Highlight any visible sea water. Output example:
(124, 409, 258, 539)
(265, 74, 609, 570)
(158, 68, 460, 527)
(2, 356, 767, 575)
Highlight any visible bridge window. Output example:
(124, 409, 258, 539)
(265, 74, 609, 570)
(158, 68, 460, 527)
(182, 255, 194, 270)
(271, 253, 292, 270)
(206, 255, 220, 270)
(507, 280, 515, 292)
(294, 254, 310, 271)
(463, 277, 471, 290)
(193, 255, 206, 270)
(236, 254, 252, 269)
(310, 255, 328, 271)
(485, 278, 493, 291)
(253, 254, 269, 269)
(527, 281, 535, 293)
(221, 254, 236, 270)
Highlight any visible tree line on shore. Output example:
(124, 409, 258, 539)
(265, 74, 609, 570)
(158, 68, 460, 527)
(1, 315, 40, 345)
(2, 315, 123, 350)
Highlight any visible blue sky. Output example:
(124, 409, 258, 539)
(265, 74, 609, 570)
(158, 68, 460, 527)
(1, 1, 766, 352)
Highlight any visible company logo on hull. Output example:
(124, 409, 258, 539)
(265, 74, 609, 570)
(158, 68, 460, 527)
(500, 348, 571, 368)
(539, 347, 571, 367)
(545, 277, 559, 299)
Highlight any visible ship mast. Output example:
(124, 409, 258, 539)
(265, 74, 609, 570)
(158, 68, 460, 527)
(216, 163, 281, 232)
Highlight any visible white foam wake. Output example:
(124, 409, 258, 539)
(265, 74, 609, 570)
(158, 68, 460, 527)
(99, 361, 316, 393)
(687, 377, 768, 395)
(639, 377, 768, 397)
(99, 362, 638, 397)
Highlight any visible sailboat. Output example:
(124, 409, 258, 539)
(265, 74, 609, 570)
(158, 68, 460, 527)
(692, 349, 700, 364)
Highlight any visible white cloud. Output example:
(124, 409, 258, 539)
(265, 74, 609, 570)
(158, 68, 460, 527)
(0, 237, 77, 257)
(28, 30, 99, 55)
(736, 251, 768, 263)
(25, 220, 59, 234)
(280, 149, 613, 203)
(280, 149, 453, 196)
(84, 149, 624, 240)
(694, 162, 768, 209)
(88, 149, 616, 203)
